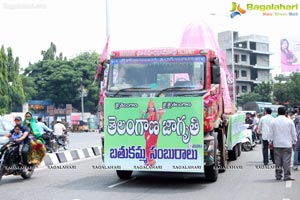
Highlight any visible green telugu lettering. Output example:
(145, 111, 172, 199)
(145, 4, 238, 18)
(247, 4, 298, 11)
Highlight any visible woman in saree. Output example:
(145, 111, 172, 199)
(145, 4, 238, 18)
(22, 112, 46, 166)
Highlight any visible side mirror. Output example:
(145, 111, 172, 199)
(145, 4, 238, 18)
(210, 57, 220, 84)
(99, 60, 109, 82)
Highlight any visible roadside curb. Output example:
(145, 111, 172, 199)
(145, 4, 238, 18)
(39, 146, 101, 167)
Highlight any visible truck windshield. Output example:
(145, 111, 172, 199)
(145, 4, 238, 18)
(107, 56, 205, 92)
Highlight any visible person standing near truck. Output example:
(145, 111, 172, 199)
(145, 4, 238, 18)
(245, 112, 256, 144)
(269, 107, 297, 181)
(258, 108, 274, 165)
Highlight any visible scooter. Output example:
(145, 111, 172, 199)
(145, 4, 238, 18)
(241, 124, 256, 151)
(0, 137, 35, 181)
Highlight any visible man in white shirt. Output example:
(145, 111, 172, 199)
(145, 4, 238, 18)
(269, 107, 297, 181)
(53, 118, 66, 136)
(258, 108, 274, 165)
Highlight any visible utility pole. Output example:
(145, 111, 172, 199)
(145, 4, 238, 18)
(80, 78, 88, 121)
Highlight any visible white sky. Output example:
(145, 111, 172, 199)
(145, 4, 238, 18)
(0, 0, 299, 74)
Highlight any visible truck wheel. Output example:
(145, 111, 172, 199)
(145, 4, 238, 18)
(217, 129, 227, 173)
(101, 146, 104, 162)
(116, 170, 133, 179)
(205, 164, 218, 182)
(205, 133, 218, 182)
(228, 145, 238, 161)
(237, 143, 242, 157)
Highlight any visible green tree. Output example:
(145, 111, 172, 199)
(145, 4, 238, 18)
(272, 72, 300, 107)
(238, 82, 273, 106)
(24, 43, 100, 113)
(286, 72, 300, 106)
(0, 46, 8, 96)
(0, 46, 9, 114)
(253, 81, 273, 102)
(41, 42, 57, 60)
(5, 48, 26, 112)
(238, 92, 260, 106)
(71, 52, 100, 112)
(10, 57, 26, 111)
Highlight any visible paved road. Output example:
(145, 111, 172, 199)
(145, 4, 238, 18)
(67, 131, 101, 149)
(1, 144, 299, 200)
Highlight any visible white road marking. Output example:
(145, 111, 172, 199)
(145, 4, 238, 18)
(285, 180, 292, 188)
(108, 177, 136, 188)
(282, 198, 290, 200)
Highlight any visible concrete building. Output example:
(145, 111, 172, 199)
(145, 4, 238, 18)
(218, 31, 273, 98)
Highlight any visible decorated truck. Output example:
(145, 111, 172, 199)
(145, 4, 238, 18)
(98, 23, 247, 182)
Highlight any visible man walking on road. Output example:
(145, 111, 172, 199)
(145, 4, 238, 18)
(258, 107, 274, 165)
(269, 107, 297, 181)
(37, 116, 53, 134)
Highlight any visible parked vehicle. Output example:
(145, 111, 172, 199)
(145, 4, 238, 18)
(0, 118, 14, 136)
(242, 102, 282, 117)
(42, 131, 69, 153)
(0, 137, 35, 181)
(241, 124, 256, 151)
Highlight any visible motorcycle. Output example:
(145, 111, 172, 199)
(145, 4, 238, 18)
(0, 137, 35, 181)
(241, 124, 256, 151)
(42, 131, 69, 153)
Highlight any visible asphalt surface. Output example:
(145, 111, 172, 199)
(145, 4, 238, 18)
(1, 143, 299, 200)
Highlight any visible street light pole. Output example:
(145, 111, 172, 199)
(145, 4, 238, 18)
(80, 78, 88, 121)
(81, 86, 84, 121)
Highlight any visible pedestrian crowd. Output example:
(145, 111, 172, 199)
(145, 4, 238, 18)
(247, 106, 299, 181)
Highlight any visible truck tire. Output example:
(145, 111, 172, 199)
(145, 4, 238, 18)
(205, 134, 218, 182)
(116, 170, 133, 179)
(217, 128, 227, 173)
(237, 143, 242, 157)
(228, 145, 238, 161)
(205, 164, 218, 182)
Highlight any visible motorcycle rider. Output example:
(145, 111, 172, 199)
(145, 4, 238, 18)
(37, 116, 53, 145)
(53, 118, 67, 145)
(6, 124, 25, 164)
(37, 116, 53, 134)
(6, 116, 30, 165)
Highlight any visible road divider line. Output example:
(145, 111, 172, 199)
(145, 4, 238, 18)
(36, 146, 102, 168)
(285, 180, 292, 188)
(64, 151, 73, 162)
(108, 177, 136, 188)
(76, 149, 86, 159)
(87, 147, 95, 157)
